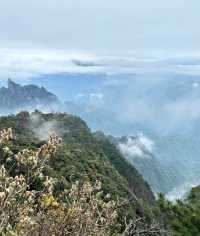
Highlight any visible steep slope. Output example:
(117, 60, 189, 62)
(98, 134, 183, 194)
(0, 111, 155, 206)
(0, 79, 59, 112)
(93, 132, 154, 202)
(158, 184, 200, 235)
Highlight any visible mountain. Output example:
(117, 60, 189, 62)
(0, 79, 192, 199)
(0, 111, 157, 219)
(0, 79, 59, 113)
(93, 131, 154, 201)
(94, 132, 184, 194)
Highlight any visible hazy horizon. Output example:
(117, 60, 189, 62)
(1, 0, 200, 202)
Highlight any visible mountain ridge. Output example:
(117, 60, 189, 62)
(94, 132, 184, 194)
(0, 79, 59, 112)
(0, 111, 155, 205)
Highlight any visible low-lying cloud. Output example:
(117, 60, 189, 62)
(3, 48, 200, 80)
(29, 113, 65, 140)
(119, 134, 154, 158)
(1, 48, 200, 136)
(166, 180, 200, 202)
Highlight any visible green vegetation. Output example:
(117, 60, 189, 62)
(2, 110, 200, 235)
(0, 128, 118, 235)
(157, 186, 200, 236)
(94, 132, 154, 202)
(0, 111, 166, 235)
(0, 111, 154, 202)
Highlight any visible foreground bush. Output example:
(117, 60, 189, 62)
(0, 128, 164, 236)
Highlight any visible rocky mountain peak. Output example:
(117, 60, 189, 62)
(8, 79, 20, 89)
(0, 79, 60, 112)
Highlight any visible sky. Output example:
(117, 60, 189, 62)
(0, 0, 200, 52)
(0, 0, 200, 80)
(1, 0, 200, 137)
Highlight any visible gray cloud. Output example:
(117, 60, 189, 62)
(0, 0, 200, 51)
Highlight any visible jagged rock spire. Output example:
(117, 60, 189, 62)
(7, 79, 20, 91)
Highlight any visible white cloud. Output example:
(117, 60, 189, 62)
(166, 180, 200, 201)
(119, 138, 144, 158)
(138, 133, 154, 153)
(0, 49, 101, 79)
(119, 134, 154, 159)
(193, 82, 199, 88)
(30, 113, 66, 140)
(3, 48, 200, 79)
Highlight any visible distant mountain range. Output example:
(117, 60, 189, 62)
(0, 79, 59, 113)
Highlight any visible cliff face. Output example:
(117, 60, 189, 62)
(0, 79, 59, 112)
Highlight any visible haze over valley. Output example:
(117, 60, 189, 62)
(1, 1, 200, 234)
(1, 69, 200, 200)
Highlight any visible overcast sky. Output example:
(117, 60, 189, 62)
(0, 0, 200, 52)
(1, 0, 200, 138)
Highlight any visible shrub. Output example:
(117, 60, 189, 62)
(0, 128, 164, 236)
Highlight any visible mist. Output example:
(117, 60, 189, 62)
(0, 49, 200, 200)
(29, 112, 66, 141)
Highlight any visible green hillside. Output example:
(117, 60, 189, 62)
(0, 111, 155, 209)
(94, 131, 154, 202)
(157, 184, 200, 235)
